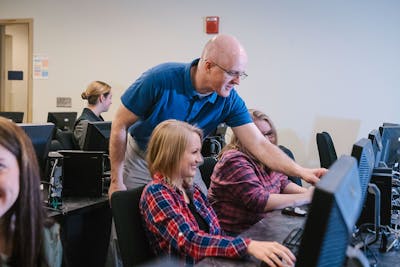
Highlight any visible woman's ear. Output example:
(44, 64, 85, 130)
(99, 94, 105, 103)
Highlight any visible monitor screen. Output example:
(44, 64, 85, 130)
(296, 155, 362, 267)
(351, 138, 375, 202)
(82, 121, 111, 152)
(0, 111, 24, 123)
(47, 112, 77, 131)
(18, 123, 55, 178)
(380, 125, 400, 168)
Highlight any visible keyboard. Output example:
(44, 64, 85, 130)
(282, 227, 303, 256)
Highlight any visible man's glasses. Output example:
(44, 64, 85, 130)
(208, 60, 248, 80)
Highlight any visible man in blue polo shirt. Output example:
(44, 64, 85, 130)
(108, 34, 326, 197)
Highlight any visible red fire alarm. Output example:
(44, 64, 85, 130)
(206, 16, 219, 34)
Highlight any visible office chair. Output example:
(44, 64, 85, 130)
(279, 145, 302, 186)
(111, 186, 155, 267)
(56, 129, 79, 149)
(199, 156, 218, 189)
(316, 131, 338, 168)
(50, 129, 79, 151)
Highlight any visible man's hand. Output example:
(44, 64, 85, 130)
(301, 168, 327, 185)
(108, 179, 127, 200)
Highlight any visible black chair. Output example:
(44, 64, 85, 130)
(50, 129, 78, 151)
(316, 131, 338, 168)
(111, 186, 155, 267)
(199, 156, 218, 189)
(279, 145, 302, 186)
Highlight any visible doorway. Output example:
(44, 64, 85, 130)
(0, 19, 33, 122)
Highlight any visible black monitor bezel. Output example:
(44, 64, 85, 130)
(18, 122, 55, 178)
(351, 138, 375, 202)
(47, 112, 77, 131)
(0, 111, 24, 123)
(82, 121, 111, 152)
(380, 125, 400, 168)
(296, 155, 362, 267)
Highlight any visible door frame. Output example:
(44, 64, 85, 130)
(0, 19, 33, 122)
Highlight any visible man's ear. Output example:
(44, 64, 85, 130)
(204, 60, 213, 73)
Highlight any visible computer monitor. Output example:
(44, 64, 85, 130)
(382, 122, 400, 127)
(351, 138, 375, 202)
(47, 112, 77, 131)
(82, 121, 111, 152)
(0, 111, 24, 123)
(296, 155, 362, 267)
(18, 123, 55, 178)
(379, 125, 400, 168)
(368, 129, 383, 167)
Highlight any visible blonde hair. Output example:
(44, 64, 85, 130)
(146, 120, 203, 179)
(220, 109, 277, 167)
(248, 109, 278, 145)
(81, 81, 111, 105)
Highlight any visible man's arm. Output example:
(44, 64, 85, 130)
(232, 123, 326, 184)
(108, 105, 139, 198)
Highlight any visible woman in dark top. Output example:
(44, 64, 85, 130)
(73, 81, 112, 149)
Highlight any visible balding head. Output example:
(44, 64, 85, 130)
(201, 34, 248, 69)
(194, 34, 248, 96)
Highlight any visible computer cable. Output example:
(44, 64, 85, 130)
(381, 225, 400, 252)
(364, 243, 379, 267)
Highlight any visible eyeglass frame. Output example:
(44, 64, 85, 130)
(204, 59, 248, 80)
(262, 130, 275, 139)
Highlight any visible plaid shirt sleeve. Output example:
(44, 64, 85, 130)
(214, 150, 270, 213)
(140, 182, 250, 264)
(277, 171, 291, 191)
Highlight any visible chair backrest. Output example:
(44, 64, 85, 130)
(279, 145, 302, 186)
(199, 156, 218, 188)
(111, 186, 155, 267)
(316, 131, 338, 168)
(56, 129, 79, 150)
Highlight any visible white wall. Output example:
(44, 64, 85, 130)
(1, 0, 399, 168)
(5, 24, 28, 114)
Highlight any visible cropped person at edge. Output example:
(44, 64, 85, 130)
(0, 117, 62, 267)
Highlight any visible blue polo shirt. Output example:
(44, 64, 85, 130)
(121, 58, 251, 151)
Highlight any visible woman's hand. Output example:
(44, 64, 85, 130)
(247, 240, 295, 267)
(304, 186, 315, 202)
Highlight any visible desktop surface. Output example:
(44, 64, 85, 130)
(196, 209, 399, 267)
(45, 194, 109, 218)
(45, 194, 111, 267)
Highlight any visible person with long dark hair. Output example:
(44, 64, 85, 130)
(0, 117, 62, 267)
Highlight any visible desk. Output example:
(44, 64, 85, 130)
(47, 195, 112, 267)
(197, 209, 400, 267)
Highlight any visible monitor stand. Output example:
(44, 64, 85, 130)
(345, 246, 369, 267)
